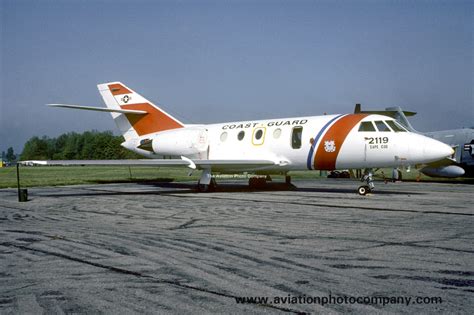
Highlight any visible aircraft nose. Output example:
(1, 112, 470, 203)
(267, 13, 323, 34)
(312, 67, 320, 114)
(422, 137, 454, 161)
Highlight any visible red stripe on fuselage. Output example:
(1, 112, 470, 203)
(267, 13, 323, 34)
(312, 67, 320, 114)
(313, 114, 368, 170)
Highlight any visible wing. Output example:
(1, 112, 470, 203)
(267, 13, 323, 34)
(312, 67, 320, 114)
(195, 159, 279, 172)
(19, 158, 279, 172)
(20, 159, 190, 167)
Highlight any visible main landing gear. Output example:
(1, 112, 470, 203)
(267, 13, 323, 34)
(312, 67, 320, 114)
(248, 175, 276, 189)
(196, 170, 294, 192)
(197, 178, 217, 192)
(358, 170, 375, 195)
(197, 168, 216, 192)
(248, 176, 267, 189)
(248, 175, 294, 189)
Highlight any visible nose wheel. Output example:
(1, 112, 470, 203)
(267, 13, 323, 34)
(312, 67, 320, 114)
(358, 185, 371, 195)
(358, 169, 375, 195)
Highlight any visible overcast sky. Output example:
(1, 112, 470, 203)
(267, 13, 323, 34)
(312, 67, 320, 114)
(1, 0, 473, 153)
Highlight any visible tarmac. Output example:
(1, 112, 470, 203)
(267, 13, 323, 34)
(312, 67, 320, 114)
(0, 179, 473, 314)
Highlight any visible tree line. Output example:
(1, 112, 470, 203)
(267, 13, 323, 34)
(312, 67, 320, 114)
(20, 131, 142, 160)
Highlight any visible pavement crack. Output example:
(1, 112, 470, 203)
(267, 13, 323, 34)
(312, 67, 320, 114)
(168, 218, 200, 230)
(161, 209, 188, 220)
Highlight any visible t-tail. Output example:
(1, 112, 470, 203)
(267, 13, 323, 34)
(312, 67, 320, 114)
(97, 82, 184, 140)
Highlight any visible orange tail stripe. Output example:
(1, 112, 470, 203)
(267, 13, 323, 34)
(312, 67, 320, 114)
(121, 103, 183, 136)
(108, 83, 132, 95)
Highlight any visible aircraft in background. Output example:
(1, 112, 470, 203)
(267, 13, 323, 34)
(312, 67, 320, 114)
(23, 82, 453, 195)
(355, 104, 474, 178)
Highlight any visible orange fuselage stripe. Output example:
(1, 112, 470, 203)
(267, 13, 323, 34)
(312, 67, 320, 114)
(314, 114, 368, 170)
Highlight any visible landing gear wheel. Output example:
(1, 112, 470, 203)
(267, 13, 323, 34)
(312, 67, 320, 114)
(359, 169, 375, 195)
(197, 179, 216, 192)
(358, 185, 371, 195)
(249, 177, 266, 189)
(198, 184, 209, 192)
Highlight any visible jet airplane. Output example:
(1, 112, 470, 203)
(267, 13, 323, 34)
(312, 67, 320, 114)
(25, 82, 454, 194)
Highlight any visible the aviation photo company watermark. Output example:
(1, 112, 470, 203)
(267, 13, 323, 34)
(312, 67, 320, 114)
(212, 174, 267, 179)
(235, 294, 443, 307)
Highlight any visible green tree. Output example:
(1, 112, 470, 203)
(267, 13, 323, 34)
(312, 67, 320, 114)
(21, 137, 50, 160)
(6, 147, 16, 162)
(62, 133, 80, 159)
(20, 130, 143, 160)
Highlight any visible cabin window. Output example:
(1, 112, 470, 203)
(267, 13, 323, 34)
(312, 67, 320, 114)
(291, 126, 303, 149)
(273, 128, 282, 139)
(385, 120, 407, 132)
(220, 132, 228, 142)
(358, 121, 376, 132)
(252, 128, 266, 145)
(237, 131, 245, 141)
(374, 121, 391, 132)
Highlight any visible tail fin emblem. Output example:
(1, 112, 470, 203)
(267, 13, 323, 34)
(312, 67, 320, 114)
(122, 95, 131, 103)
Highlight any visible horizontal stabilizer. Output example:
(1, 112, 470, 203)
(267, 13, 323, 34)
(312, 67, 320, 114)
(47, 104, 148, 115)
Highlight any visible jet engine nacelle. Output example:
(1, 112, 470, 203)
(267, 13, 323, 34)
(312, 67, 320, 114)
(420, 165, 465, 178)
(150, 128, 208, 157)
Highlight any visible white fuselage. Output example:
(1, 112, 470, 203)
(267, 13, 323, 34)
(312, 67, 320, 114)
(124, 113, 453, 174)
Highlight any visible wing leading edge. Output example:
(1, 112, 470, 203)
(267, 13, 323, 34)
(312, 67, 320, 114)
(19, 159, 278, 171)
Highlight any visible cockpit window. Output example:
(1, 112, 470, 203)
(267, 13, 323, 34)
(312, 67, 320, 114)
(374, 121, 391, 132)
(359, 121, 376, 132)
(385, 120, 407, 132)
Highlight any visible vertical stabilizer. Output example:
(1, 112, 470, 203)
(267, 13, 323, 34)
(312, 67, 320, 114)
(97, 82, 184, 140)
(385, 106, 417, 132)
(354, 104, 418, 133)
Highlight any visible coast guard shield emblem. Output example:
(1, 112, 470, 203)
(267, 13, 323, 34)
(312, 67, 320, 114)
(324, 140, 336, 153)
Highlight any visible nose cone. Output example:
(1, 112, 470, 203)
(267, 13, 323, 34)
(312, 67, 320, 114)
(422, 137, 454, 162)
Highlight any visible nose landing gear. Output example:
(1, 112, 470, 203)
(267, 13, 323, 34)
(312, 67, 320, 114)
(358, 185, 370, 195)
(358, 170, 374, 195)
